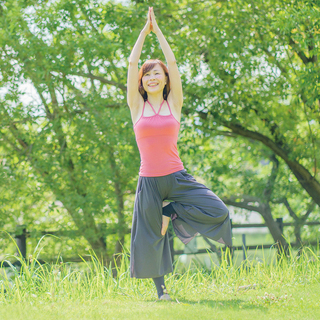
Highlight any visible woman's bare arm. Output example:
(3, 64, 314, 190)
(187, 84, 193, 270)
(150, 8, 183, 110)
(127, 10, 152, 110)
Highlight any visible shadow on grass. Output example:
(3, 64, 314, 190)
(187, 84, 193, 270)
(144, 298, 268, 312)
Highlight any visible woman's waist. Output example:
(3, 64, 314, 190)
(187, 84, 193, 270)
(139, 161, 184, 177)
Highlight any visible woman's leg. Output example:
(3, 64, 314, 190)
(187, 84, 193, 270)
(145, 204, 172, 300)
(145, 202, 170, 300)
(152, 275, 165, 298)
(168, 170, 232, 246)
(161, 201, 174, 235)
(130, 176, 173, 279)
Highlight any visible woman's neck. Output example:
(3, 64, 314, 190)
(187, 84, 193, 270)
(147, 94, 164, 108)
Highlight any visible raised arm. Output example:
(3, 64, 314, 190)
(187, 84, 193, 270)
(150, 8, 183, 110)
(127, 9, 152, 110)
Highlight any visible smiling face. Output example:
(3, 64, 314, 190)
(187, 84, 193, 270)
(142, 64, 167, 96)
(138, 59, 170, 101)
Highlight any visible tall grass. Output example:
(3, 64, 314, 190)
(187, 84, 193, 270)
(1, 240, 319, 304)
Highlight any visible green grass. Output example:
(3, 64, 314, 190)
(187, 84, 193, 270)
(1, 285, 319, 320)
(1, 244, 320, 320)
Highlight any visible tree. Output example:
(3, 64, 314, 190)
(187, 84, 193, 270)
(1, 0, 319, 262)
(176, 0, 320, 207)
(0, 0, 139, 264)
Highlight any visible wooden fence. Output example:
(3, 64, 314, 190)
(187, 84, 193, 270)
(2, 218, 320, 266)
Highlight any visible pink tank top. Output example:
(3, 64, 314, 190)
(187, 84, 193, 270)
(133, 100, 184, 177)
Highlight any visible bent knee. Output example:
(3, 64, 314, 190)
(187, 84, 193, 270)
(220, 203, 229, 218)
(205, 191, 229, 218)
(208, 200, 229, 219)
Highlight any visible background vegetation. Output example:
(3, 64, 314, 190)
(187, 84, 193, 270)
(0, 0, 319, 264)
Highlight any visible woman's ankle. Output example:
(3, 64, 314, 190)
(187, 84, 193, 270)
(162, 202, 176, 217)
(162, 201, 170, 207)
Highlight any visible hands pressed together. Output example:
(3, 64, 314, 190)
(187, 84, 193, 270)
(142, 7, 160, 36)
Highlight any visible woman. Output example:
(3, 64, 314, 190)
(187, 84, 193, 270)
(127, 7, 232, 301)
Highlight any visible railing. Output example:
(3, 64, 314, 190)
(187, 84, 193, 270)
(2, 218, 320, 265)
(174, 219, 320, 261)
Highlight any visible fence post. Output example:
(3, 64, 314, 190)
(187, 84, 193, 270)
(276, 218, 284, 234)
(15, 225, 27, 260)
(225, 219, 233, 265)
(229, 218, 233, 257)
(242, 234, 247, 261)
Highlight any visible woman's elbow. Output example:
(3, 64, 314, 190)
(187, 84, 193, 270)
(128, 58, 138, 66)
(167, 59, 177, 66)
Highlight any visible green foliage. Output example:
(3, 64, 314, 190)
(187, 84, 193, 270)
(0, 0, 141, 258)
(0, 0, 319, 258)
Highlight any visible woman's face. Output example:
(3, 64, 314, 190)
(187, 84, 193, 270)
(142, 64, 167, 96)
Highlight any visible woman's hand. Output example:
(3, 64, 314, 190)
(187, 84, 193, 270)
(141, 7, 152, 36)
(149, 7, 161, 34)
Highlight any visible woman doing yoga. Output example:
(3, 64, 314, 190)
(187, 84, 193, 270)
(127, 7, 232, 301)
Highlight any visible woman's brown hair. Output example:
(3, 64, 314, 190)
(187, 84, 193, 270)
(138, 59, 170, 101)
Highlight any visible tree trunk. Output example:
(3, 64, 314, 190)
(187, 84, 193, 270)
(223, 198, 289, 251)
(195, 110, 320, 206)
(88, 236, 109, 265)
(224, 122, 320, 207)
(294, 223, 302, 245)
(63, 204, 110, 265)
(260, 203, 288, 251)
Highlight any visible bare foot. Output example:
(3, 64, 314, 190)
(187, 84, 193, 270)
(161, 202, 171, 236)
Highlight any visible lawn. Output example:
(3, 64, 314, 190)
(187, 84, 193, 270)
(1, 245, 319, 320)
(0, 284, 319, 320)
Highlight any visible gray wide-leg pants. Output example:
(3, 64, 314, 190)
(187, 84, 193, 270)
(130, 169, 232, 279)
